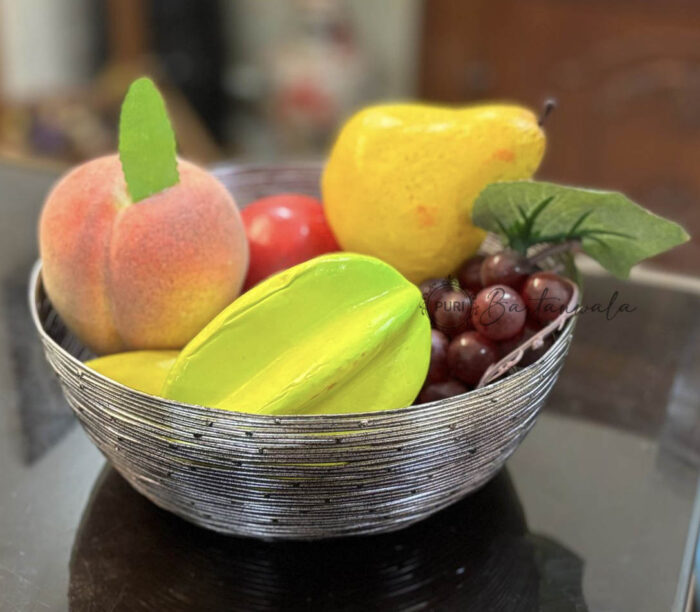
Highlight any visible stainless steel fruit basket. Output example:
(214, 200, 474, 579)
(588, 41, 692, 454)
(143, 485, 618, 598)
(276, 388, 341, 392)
(28, 163, 575, 540)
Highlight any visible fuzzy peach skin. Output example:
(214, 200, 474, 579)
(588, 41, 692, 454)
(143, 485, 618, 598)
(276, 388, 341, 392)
(39, 154, 249, 355)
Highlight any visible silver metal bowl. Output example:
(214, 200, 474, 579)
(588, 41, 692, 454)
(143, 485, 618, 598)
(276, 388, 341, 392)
(28, 163, 575, 540)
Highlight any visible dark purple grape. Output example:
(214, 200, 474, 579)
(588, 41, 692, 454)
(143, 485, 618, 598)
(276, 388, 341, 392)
(447, 331, 498, 386)
(457, 255, 485, 294)
(419, 277, 451, 299)
(480, 250, 534, 291)
(418, 379, 468, 403)
(498, 322, 553, 366)
(471, 284, 527, 341)
(521, 272, 573, 325)
(419, 277, 452, 322)
(432, 289, 472, 337)
(426, 329, 450, 384)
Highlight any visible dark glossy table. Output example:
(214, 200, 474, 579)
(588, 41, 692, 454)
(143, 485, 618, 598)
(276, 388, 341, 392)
(1, 161, 699, 611)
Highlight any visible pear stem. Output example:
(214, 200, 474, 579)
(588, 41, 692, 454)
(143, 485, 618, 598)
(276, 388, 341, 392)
(538, 98, 557, 127)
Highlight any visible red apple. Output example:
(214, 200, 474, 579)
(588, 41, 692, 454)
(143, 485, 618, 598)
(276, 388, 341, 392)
(242, 193, 340, 289)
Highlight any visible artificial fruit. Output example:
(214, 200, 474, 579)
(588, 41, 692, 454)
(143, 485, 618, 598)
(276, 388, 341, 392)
(242, 193, 339, 290)
(164, 253, 431, 415)
(322, 103, 545, 283)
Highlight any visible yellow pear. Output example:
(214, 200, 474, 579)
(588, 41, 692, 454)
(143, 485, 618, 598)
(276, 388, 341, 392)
(322, 103, 546, 283)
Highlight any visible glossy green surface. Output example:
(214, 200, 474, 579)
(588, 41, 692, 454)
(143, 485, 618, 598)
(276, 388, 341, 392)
(163, 253, 431, 415)
(86, 350, 178, 396)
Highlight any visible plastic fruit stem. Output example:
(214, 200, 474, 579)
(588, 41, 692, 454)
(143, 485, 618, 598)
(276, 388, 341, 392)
(527, 239, 579, 264)
(538, 98, 557, 127)
(475, 277, 579, 389)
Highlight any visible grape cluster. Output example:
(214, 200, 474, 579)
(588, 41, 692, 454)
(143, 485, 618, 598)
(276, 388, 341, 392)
(417, 250, 572, 403)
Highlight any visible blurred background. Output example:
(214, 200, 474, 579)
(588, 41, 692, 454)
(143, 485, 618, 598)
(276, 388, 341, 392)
(0, 0, 698, 273)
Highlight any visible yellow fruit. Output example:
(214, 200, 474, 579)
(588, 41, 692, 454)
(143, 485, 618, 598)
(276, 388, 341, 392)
(163, 253, 431, 415)
(86, 350, 178, 396)
(322, 103, 546, 283)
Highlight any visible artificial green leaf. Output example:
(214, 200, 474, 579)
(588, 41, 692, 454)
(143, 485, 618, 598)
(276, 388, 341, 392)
(118, 77, 179, 202)
(472, 181, 689, 278)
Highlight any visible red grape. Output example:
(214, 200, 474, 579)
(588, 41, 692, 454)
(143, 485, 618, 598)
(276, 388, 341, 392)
(471, 284, 527, 341)
(447, 331, 498, 386)
(419, 277, 452, 321)
(521, 272, 573, 325)
(419, 277, 451, 299)
(418, 379, 468, 403)
(433, 289, 472, 337)
(426, 329, 450, 384)
(480, 250, 534, 291)
(457, 255, 485, 293)
(498, 323, 553, 366)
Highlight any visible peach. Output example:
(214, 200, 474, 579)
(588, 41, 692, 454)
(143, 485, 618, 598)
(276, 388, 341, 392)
(39, 154, 248, 355)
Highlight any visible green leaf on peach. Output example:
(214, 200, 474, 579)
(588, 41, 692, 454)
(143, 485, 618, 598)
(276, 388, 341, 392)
(118, 77, 179, 203)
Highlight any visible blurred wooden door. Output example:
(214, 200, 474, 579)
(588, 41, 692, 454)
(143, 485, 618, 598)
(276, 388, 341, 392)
(420, 0, 700, 274)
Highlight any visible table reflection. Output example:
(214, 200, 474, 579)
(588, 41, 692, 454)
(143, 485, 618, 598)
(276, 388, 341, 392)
(69, 467, 586, 611)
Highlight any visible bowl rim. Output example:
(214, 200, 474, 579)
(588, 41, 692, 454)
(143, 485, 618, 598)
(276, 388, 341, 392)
(29, 259, 574, 422)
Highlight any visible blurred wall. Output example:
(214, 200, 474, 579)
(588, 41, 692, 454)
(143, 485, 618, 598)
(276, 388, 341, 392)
(420, 0, 700, 274)
(223, 0, 423, 99)
(0, 0, 93, 101)
(220, 0, 423, 157)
